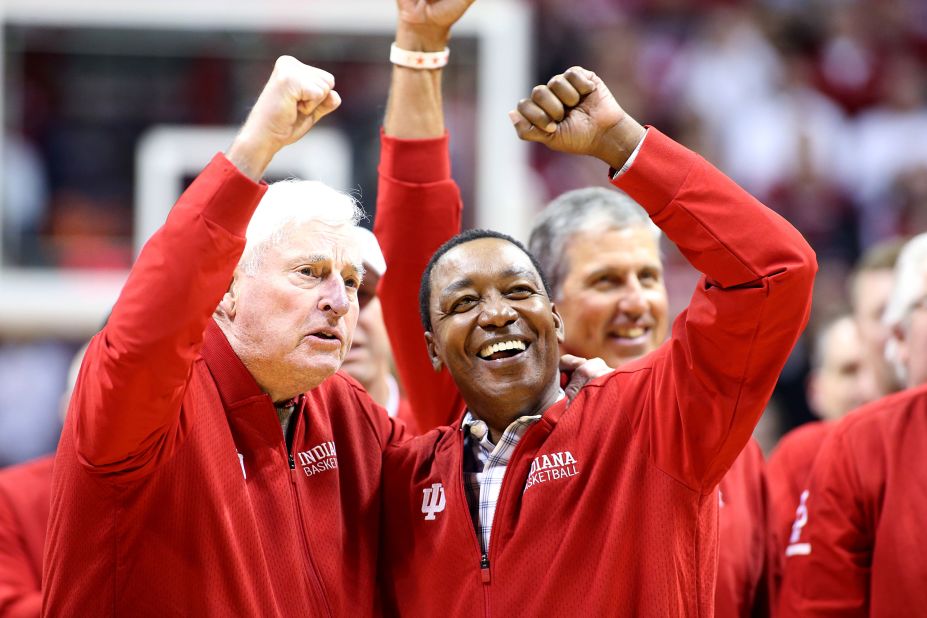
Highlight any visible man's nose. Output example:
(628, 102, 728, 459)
(478, 295, 517, 328)
(318, 276, 350, 317)
(619, 276, 647, 316)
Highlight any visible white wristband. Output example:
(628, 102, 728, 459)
(390, 42, 449, 69)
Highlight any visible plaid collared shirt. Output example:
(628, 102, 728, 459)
(461, 411, 542, 554)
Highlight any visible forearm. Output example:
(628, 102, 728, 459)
(79, 155, 265, 467)
(375, 134, 464, 430)
(383, 25, 447, 138)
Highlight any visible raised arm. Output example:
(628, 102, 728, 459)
(376, 0, 471, 431)
(512, 67, 816, 490)
(74, 57, 341, 474)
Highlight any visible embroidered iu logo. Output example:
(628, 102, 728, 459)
(421, 483, 446, 521)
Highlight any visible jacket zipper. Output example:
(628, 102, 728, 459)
(287, 452, 334, 617)
(462, 420, 544, 618)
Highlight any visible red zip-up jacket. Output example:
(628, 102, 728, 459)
(375, 129, 815, 616)
(42, 154, 405, 617)
(766, 420, 832, 602)
(778, 386, 927, 617)
(0, 456, 52, 618)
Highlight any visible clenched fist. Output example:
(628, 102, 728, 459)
(228, 56, 342, 181)
(509, 66, 645, 170)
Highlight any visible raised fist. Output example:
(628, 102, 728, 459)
(396, 0, 476, 49)
(240, 56, 341, 150)
(509, 66, 645, 168)
(228, 56, 341, 180)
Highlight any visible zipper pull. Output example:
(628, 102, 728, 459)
(480, 554, 490, 584)
(289, 454, 296, 470)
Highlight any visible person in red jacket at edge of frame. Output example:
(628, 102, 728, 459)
(0, 342, 85, 618)
(766, 313, 879, 602)
(42, 57, 408, 617)
(779, 232, 927, 617)
(372, 1, 816, 615)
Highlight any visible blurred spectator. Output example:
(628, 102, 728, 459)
(0, 341, 72, 467)
(0, 341, 86, 617)
(848, 237, 906, 396)
(767, 314, 880, 602)
(339, 228, 418, 433)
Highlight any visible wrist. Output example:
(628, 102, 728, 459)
(395, 23, 450, 52)
(226, 133, 276, 183)
(594, 118, 646, 170)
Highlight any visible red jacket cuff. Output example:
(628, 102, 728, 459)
(199, 153, 269, 236)
(610, 127, 696, 218)
(379, 130, 451, 184)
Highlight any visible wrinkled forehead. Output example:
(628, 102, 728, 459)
(432, 237, 543, 293)
(278, 220, 364, 270)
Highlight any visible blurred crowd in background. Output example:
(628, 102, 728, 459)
(2, 0, 927, 465)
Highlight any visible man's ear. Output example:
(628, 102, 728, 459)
(551, 303, 565, 344)
(217, 272, 241, 320)
(424, 331, 443, 372)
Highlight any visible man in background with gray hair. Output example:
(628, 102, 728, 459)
(779, 232, 927, 616)
(43, 56, 406, 616)
(767, 314, 879, 601)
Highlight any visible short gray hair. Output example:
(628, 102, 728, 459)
(239, 179, 363, 275)
(527, 187, 661, 300)
(882, 232, 927, 384)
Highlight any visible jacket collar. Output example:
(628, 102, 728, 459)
(201, 318, 270, 409)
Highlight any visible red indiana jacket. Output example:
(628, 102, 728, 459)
(778, 386, 927, 617)
(375, 129, 815, 616)
(0, 456, 52, 618)
(42, 155, 405, 617)
(766, 420, 832, 601)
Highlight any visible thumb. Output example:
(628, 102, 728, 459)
(311, 90, 342, 123)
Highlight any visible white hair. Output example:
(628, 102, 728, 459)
(239, 179, 364, 275)
(882, 232, 927, 384)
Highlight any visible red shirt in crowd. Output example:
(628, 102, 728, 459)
(779, 385, 927, 617)
(766, 419, 833, 600)
(0, 456, 52, 618)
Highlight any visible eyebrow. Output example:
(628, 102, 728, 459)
(440, 266, 539, 297)
(295, 254, 365, 278)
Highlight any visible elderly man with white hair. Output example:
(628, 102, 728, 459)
(43, 56, 407, 617)
(779, 233, 927, 617)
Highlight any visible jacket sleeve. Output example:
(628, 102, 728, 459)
(374, 132, 466, 432)
(778, 426, 872, 617)
(613, 129, 816, 492)
(0, 490, 40, 618)
(72, 154, 267, 475)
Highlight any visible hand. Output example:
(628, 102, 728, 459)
(509, 66, 645, 169)
(396, 0, 476, 50)
(559, 354, 612, 404)
(228, 56, 341, 181)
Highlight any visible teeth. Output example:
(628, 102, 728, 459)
(478, 340, 526, 359)
(616, 327, 645, 339)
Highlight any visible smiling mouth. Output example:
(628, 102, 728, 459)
(478, 339, 528, 361)
(609, 326, 648, 341)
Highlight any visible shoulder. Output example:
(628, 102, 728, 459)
(833, 385, 927, 444)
